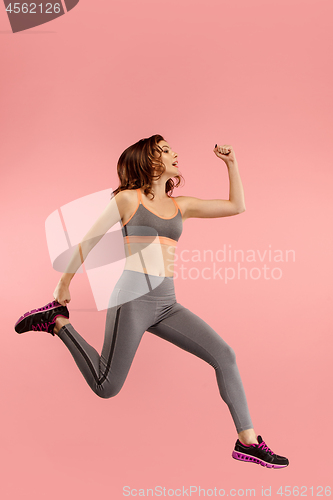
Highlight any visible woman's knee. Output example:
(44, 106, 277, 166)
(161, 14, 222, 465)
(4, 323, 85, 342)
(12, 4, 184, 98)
(219, 343, 237, 364)
(94, 381, 123, 399)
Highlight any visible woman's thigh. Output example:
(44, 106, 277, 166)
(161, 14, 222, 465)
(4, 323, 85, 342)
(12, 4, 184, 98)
(147, 302, 235, 369)
(99, 290, 158, 392)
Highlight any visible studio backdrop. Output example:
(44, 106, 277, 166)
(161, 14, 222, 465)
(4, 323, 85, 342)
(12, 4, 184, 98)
(1, 0, 332, 499)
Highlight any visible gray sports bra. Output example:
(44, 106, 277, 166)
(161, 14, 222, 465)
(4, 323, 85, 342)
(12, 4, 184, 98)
(121, 188, 183, 251)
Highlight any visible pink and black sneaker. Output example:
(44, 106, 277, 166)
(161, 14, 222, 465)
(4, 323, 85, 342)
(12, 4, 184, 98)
(232, 435, 289, 468)
(14, 301, 69, 336)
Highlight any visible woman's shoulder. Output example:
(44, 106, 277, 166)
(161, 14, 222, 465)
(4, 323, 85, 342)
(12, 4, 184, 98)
(114, 188, 139, 203)
(171, 195, 192, 220)
(113, 189, 139, 222)
(171, 195, 191, 209)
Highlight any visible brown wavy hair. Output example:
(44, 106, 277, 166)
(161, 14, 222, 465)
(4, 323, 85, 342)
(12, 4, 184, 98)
(111, 134, 184, 200)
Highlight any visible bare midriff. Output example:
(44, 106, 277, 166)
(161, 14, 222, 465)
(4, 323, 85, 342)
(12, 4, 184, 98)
(123, 237, 176, 277)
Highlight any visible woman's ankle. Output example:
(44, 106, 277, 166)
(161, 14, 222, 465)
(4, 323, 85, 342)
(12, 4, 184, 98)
(54, 316, 70, 335)
(238, 428, 259, 445)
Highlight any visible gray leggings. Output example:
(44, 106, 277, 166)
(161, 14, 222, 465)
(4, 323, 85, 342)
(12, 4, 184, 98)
(57, 270, 253, 433)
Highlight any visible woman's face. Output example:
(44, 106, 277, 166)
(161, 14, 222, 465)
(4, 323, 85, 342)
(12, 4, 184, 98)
(157, 140, 179, 177)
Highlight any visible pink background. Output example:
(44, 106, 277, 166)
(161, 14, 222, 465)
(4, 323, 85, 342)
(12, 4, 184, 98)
(1, 0, 332, 498)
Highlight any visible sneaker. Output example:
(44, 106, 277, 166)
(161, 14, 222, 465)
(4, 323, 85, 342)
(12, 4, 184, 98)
(232, 435, 289, 468)
(14, 301, 69, 336)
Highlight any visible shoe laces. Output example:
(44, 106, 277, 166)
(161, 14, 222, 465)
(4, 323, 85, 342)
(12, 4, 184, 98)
(258, 440, 274, 455)
(30, 302, 58, 314)
(41, 301, 58, 311)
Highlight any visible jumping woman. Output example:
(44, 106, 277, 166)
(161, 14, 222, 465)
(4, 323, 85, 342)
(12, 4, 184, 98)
(15, 134, 289, 468)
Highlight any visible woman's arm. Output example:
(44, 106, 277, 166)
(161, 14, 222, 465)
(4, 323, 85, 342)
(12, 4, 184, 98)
(175, 144, 246, 220)
(58, 190, 129, 286)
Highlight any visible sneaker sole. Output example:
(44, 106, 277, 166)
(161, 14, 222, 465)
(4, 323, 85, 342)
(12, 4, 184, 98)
(232, 451, 288, 468)
(15, 301, 69, 334)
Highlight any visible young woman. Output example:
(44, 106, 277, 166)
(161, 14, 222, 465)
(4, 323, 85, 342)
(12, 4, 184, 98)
(15, 134, 289, 468)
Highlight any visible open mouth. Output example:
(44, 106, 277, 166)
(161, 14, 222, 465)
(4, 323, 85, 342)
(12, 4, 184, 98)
(172, 161, 178, 167)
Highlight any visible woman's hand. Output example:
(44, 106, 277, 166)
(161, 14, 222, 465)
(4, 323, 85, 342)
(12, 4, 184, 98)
(53, 280, 71, 307)
(213, 144, 237, 165)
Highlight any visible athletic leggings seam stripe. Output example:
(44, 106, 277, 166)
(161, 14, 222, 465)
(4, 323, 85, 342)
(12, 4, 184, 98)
(61, 307, 121, 386)
(99, 306, 121, 384)
(61, 326, 99, 383)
